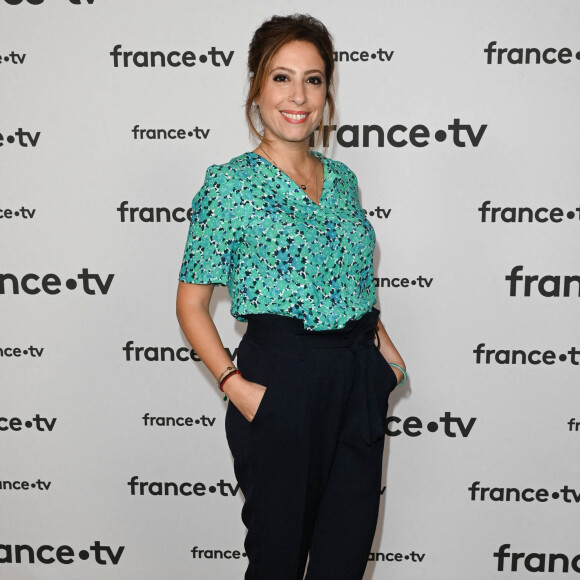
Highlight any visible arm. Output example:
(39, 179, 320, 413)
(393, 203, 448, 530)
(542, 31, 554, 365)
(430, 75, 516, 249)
(375, 315, 406, 384)
(176, 281, 267, 422)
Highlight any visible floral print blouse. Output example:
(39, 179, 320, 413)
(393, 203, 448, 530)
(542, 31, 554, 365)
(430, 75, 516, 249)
(179, 151, 376, 330)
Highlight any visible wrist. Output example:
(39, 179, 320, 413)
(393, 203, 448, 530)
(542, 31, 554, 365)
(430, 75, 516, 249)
(389, 362, 407, 386)
(221, 372, 245, 398)
(217, 364, 236, 384)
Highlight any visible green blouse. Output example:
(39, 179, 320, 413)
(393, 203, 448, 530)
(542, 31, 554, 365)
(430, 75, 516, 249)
(179, 151, 377, 330)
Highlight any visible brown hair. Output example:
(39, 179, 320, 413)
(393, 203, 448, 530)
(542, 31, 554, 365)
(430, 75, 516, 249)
(245, 14, 335, 147)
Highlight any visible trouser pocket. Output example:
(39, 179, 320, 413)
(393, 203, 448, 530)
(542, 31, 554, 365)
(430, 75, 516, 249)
(373, 344, 399, 392)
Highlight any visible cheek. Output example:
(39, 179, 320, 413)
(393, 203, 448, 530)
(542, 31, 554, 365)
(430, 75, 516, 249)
(310, 89, 327, 109)
(257, 91, 282, 113)
(311, 95, 327, 119)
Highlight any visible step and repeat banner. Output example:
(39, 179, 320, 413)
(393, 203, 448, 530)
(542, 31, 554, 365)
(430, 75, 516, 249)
(1, 0, 579, 578)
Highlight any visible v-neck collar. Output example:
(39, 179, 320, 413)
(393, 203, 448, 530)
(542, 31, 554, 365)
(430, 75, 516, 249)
(247, 150, 329, 207)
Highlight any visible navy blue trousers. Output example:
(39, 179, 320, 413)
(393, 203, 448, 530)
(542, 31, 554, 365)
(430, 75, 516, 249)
(225, 307, 398, 580)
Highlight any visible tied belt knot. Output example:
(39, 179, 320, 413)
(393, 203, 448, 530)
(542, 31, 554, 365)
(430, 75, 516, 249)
(343, 327, 386, 446)
(296, 323, 386, 446)
(348, 328, 374, 353)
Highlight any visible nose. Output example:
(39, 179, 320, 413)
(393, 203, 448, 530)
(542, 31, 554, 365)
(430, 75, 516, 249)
(290, 82, 306, 106)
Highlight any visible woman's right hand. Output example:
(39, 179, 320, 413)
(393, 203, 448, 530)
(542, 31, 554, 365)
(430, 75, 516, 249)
(222, 374, 267, 423)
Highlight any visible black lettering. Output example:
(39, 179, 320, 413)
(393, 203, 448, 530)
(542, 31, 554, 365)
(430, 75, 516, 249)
(362, 125, 384, 147)
(337, 125, 359, 147)
(15, 544, 35, 564)
(0, 273, 19, 294)
(564, 275, 580, 297)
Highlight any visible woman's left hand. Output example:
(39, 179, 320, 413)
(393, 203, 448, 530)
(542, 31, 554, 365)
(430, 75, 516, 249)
(375, 316, 406, 385)
(389, 364, 404, 385)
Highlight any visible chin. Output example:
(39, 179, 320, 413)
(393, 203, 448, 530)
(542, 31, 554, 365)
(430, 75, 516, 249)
(276, 126, 317, 143)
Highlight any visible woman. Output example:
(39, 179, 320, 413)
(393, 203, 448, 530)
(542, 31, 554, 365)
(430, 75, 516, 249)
(176, 14, 406, 580)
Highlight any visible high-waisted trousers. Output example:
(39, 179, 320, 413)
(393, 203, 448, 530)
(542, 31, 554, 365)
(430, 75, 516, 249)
(225, 307, 398, 580)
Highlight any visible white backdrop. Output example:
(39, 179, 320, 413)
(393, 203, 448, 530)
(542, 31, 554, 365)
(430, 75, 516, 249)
(1, 0, 579, 578)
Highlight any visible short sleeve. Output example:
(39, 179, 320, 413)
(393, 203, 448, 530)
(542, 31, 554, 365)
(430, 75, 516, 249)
(347, 168, 361, 209)
(334, 159, 361, 209)
(178, 165, 239, 285)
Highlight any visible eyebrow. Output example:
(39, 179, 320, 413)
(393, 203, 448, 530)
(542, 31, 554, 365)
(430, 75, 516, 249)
(270, 66, 324, 75)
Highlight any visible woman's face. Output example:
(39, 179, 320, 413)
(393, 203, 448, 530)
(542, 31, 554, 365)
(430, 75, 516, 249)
(255, 40, 327, 147)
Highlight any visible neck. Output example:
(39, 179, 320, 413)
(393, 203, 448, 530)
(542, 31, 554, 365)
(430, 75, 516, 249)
(255, 139, 312, 173)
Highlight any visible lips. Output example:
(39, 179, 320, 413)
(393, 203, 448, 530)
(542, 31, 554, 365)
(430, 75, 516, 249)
(280, 111, 310, 124)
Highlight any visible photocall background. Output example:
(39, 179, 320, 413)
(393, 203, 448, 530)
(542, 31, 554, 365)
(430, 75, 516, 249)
(1, 0, 579, 578)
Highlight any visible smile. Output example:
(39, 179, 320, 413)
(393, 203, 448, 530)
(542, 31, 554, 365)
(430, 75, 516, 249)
(280, 111, 309, 123)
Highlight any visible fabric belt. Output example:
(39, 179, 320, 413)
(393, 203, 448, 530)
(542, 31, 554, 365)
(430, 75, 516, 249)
(244, 308, 385, 445)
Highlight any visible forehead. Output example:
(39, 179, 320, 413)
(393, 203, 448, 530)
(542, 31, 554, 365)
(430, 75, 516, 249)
(270, 40, 324, 70)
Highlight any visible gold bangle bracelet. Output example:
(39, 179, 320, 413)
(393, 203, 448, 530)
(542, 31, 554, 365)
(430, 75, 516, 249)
(217, 365, 236, 384)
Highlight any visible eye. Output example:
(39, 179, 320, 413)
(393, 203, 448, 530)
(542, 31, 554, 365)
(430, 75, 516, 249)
(306, 76, 323, 85)
(273, 74, 289, 82)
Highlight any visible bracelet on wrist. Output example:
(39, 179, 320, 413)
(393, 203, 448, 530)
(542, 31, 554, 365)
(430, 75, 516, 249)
(219, 369, 241, 399)
(217, 365, 236, 384)
(389, 363, 407, 386)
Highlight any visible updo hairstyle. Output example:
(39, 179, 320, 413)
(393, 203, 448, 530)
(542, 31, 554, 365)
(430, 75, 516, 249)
(245, 14, 336, 146)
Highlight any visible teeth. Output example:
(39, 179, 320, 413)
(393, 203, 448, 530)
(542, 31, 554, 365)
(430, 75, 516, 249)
(281, 112, 308, 120)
